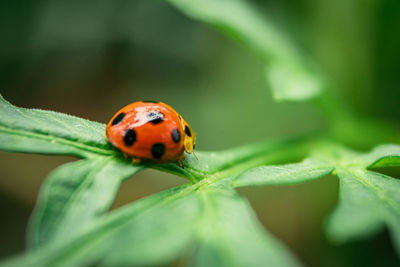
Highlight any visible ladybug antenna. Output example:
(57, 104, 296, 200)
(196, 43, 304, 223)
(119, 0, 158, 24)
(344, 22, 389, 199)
(193, 150, 199, 160)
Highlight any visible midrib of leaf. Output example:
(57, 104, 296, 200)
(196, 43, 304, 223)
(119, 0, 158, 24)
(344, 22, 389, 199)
(0, 124, 113, 156)
(347, 168, 400, 214)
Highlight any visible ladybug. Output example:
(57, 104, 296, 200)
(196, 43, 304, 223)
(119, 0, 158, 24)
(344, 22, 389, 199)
(106, 101, 196, 166)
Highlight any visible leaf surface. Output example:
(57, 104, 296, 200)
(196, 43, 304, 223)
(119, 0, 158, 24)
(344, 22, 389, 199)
(233, 158, 333, 187)
(363, 144, 400, 168)
(1, 186, 301, 267)
(166, 0, 323, 101)
(2, 95, 400, 266)
(0, 95, 112, 157)
(193, 188, 300, 267)
(27, 157, 142, 248)
(2, 185, 191, 267)
(326, 168, 400, 255)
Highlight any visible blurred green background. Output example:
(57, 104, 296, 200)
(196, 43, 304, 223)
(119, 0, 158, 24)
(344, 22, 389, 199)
(0, 0, 399, 266)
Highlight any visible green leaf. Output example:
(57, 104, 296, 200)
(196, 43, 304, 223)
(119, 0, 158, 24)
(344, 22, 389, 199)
(325, 168, 400, 255)
(362, 144, 400, 168)
(159, 136, 315, 181)
(232, 158, 333, 187)
(167, 0, 323, 101)
(2, 185, 301, 267)
(27, 157, 143, 248)
(193, 187, 300, 267)
(2, 185, 191, 267)
(264, 60, 322, 102)
(100, 190, 199, 266)
(0, 94, 113, 157)
(3, 94, 400, 265)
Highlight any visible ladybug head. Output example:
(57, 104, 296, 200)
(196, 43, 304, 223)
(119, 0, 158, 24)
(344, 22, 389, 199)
(182, 122, 196, 154)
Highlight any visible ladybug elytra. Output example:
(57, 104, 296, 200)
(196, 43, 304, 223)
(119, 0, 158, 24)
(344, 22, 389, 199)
(106, 101, 196, 166)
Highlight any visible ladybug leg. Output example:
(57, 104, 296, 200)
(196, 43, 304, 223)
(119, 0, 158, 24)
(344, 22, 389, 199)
(132, 158, 141, 164)
(177, 153, 186, 169)
(178, 160, 184, 169)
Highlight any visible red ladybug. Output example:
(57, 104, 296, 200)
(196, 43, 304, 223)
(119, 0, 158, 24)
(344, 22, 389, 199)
(106, 101, 196, 166)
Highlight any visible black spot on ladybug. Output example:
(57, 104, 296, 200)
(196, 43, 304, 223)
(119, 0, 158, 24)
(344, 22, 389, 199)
(171, 128, 181, 143)
(123, 129, 136, 146)
(151, 143, 165, 159)
(147, 111, 164, 124)
(142, 100, 159, 103)
(184, 125, 192, 137)
(112, 112, 125, 125)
